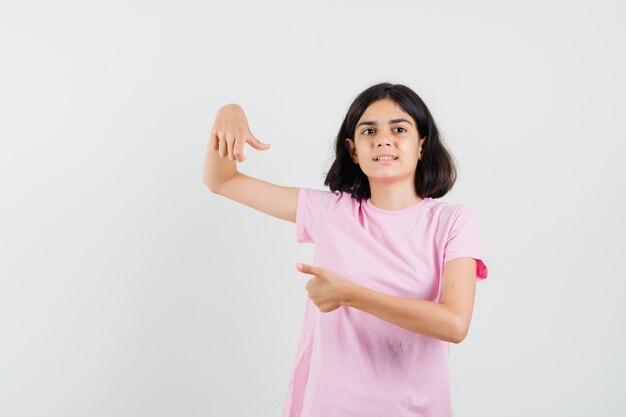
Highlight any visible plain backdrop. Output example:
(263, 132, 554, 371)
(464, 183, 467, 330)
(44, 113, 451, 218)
(1, 0, 625, 416)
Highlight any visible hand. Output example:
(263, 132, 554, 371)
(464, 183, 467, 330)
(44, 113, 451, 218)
(296, 263, 353, 313)
(210, 104, 271, 162)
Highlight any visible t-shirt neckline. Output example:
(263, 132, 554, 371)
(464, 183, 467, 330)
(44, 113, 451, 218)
(364, 196, 430, 216)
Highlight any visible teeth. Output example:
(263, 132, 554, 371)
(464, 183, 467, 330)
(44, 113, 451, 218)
(375, 156, 397, 161)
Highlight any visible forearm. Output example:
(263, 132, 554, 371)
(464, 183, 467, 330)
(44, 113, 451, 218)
(343, 282, 461, 343)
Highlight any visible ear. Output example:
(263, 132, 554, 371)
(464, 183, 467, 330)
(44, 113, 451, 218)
(345, 138, 358, 163)
(418, 137, 426, 160)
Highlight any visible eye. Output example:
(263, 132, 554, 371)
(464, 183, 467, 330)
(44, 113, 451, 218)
(362, 128, 375, 135)
(394, 127, 407, 133)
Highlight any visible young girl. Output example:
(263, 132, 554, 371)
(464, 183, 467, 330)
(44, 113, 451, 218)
(203, 83, 488, 417)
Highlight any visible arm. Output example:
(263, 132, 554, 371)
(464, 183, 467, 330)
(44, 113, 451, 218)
(202, 103, 299, 223)
(342, 257, 477, 344)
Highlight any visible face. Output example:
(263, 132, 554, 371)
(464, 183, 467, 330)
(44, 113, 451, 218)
(345, 98, 425, 184)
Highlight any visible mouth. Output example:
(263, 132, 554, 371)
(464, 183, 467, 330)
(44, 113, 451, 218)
(372, 156, 398, 162)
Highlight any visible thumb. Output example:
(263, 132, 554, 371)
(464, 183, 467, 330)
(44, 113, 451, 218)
(248, 135, 271, 150)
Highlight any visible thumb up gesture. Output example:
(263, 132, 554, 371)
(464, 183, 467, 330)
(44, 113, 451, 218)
(296, 263, 353, 313)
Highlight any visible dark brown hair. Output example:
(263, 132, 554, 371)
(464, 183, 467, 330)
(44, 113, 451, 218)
(324, 82, 457, 200)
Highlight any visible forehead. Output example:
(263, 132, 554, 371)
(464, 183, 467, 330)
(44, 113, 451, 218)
(359, 98, 411, 121)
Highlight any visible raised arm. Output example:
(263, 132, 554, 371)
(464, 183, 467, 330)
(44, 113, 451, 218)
(202, 103, 255, 190)
(202, 104, 299, 223)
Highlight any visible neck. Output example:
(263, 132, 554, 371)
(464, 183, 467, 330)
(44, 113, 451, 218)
(368, 180, 422, 211)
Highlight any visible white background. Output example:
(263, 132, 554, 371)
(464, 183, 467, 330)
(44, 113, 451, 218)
(1, 0, 625, 416)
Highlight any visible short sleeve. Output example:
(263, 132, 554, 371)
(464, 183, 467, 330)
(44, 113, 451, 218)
(296, 187, 336, 244)
(443, 205, 488, 280)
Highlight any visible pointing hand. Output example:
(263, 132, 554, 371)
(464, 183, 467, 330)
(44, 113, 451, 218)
(296, 263, 353, 313)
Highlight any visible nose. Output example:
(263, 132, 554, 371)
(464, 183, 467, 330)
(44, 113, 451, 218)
(374, 134, 392, 147)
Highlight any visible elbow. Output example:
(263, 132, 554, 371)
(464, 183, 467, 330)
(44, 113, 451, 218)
(450, 320, 469, 344)
(451, 330, 467, 344)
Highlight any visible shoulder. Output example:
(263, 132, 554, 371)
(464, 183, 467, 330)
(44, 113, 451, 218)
(299, 187, 342, 205)
(298, 187, 350, 213)
(424, 198, 472, 221)
(300, 187, 354, 205)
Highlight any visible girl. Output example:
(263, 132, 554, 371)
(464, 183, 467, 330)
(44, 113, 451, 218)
(203, 83, 488, 417)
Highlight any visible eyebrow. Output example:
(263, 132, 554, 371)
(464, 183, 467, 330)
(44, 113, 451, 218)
(356, 118, 414, 129)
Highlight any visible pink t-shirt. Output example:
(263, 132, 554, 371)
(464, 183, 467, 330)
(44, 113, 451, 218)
(281, 187, 488, 417)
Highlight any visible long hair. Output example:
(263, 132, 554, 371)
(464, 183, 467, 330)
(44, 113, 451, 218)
(324, 83, 457, 200)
